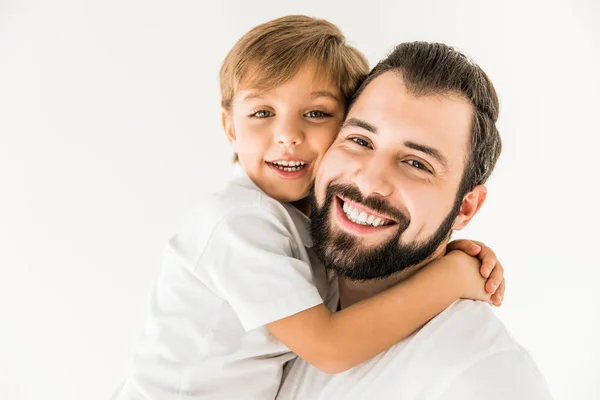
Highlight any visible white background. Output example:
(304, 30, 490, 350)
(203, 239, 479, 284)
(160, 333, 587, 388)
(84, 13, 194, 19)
(1, 0, 599, 399)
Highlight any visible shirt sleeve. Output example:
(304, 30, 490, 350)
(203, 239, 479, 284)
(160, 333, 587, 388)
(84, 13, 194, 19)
(197, 206, 324, 332)
(437, 348, 554, 400)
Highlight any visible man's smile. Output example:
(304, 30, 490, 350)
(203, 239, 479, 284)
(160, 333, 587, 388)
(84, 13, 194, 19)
(334, 196, 398, 235)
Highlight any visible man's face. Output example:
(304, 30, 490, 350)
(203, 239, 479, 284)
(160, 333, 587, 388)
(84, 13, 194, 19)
(311, 72, 474, 280)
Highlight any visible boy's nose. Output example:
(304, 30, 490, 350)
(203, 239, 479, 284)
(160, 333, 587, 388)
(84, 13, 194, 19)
(277, 135, 302, 147)
(274, 120, 304, 148)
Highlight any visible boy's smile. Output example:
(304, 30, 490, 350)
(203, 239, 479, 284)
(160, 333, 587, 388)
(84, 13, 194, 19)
(222, 62, 345, 203)
(266, 159, 310, 179)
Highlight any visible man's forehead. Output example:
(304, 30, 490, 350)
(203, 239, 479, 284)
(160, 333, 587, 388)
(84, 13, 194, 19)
(352, 71, 472, 112)
(349, 73, 473, 146)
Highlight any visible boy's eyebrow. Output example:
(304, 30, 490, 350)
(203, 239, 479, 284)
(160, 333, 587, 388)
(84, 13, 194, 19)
(311, 91, 342, 102)
(241, 91, 340, 103)
(242, 91, 267, 101)
(404, 141, 449, 168)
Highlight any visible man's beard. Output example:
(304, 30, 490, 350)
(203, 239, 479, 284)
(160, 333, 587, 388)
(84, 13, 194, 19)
(309, 184, 463, 281)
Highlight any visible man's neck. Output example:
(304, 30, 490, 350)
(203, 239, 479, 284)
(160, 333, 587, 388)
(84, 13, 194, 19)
(337, 246, 447, 309)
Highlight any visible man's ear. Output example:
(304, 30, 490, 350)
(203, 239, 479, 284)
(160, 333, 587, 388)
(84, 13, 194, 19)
(452, 184, 487, 231)
(222, 107, 236, 145)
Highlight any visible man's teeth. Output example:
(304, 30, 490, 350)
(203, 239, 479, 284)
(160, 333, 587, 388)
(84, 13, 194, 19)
(270, 160, 307, 172)
(342, 202, 390, 227)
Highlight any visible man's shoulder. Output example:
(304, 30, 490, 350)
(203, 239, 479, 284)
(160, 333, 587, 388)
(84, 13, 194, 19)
(418, 299, 518, 357)
(278, 300, 551, 400)
(425, 300, 552, 398)
(381, 300, 551, 399)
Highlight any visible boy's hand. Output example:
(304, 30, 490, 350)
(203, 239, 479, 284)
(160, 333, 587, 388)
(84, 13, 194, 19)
(444, 250, 490, 303)
(447, 239, 505, 306)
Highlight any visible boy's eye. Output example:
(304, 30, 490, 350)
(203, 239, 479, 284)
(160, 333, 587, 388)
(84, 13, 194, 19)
(305, 110, 330, 118)
(406, 160, 432, 173)
(349, 137, 372, 149)
(251, 110, 273, 118)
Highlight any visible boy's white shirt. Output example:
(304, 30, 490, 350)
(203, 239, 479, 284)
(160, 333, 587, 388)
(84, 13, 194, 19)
(113, 165, 335, 400)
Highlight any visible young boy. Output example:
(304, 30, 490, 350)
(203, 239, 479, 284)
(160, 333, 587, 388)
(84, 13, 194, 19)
(113, 15, 504, 400)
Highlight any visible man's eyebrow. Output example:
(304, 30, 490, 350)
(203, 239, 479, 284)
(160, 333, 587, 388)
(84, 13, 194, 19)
(341, 117, 377, 134)
(404, 141, 449, 168)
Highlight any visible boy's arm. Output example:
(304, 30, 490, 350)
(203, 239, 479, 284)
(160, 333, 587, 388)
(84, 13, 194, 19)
(267, 250, 490, 374)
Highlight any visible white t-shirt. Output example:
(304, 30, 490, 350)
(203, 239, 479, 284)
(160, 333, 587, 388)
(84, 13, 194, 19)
(113, 166, 333, 400)
(278, 300, 553, 400)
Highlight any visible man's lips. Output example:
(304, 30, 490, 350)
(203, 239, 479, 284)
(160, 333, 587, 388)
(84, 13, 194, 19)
(334, 196, 398, 235)
(338, 196, 398, 225)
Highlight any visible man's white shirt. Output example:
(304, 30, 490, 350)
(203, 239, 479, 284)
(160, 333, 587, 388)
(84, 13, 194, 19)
(278, 300, 553, 400)
(113, 166, 331, 400)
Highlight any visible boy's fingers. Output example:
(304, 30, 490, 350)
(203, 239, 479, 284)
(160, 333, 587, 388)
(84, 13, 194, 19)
(486, 261, 504, 294)
(448, 240, 481, 255)
(479, 247, 498, 280)
(497, 278, 505, 300)
(480, 263, 491, 279)
(492, 280, 505, 306)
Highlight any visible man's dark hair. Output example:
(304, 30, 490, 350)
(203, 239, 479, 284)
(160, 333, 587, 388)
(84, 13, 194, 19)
(348, 42, 502, 196)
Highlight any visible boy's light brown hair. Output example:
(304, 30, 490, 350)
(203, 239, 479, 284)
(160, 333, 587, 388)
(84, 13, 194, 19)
(220, 15, 369, 111)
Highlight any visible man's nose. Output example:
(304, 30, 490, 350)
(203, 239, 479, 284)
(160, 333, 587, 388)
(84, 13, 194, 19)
(273, 117, 304, 148)
(351, 158, 394, 198)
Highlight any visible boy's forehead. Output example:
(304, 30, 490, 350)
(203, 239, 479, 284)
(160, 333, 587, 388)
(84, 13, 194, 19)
(236, 61, 343, 102)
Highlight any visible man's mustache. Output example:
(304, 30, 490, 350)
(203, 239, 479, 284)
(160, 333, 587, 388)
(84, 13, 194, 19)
(326, 183, 409, 226)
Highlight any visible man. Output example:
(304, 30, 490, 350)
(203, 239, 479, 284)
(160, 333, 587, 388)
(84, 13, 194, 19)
(277, 42, 552, 399)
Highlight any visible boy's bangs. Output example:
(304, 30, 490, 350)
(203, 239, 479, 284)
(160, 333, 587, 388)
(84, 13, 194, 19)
(236, 53, 342, 96)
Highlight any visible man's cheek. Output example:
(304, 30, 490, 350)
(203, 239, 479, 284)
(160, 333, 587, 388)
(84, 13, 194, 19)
(313, 188, 328, 210)
(314, 173, 332, 207)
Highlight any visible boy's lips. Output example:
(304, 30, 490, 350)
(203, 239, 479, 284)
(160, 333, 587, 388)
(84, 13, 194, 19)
(267, 159, 308, 167)
(265, 160, 310, 179)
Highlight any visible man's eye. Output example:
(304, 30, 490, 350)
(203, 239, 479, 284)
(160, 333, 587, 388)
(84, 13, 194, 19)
(251, 110, 273, 118)
(350, 137, 371, 148)
(406, 160, 431, 173)
(305, 110, 329, 118)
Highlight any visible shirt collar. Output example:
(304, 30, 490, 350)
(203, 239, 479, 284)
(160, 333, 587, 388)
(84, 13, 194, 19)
(231, 164, 313, 248)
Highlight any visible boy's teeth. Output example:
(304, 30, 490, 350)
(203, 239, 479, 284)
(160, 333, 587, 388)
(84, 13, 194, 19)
(270, 161, 307, 172)
(342, 201, 391, 227)
(271, 160, 306, 166)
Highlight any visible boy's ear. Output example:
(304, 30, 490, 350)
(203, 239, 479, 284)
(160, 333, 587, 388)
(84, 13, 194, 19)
(452, 184, 487, 231)
(222, 107, 236, 145)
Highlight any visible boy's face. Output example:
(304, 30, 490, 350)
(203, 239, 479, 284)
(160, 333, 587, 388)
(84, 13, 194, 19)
(223, 63, 344, 202)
